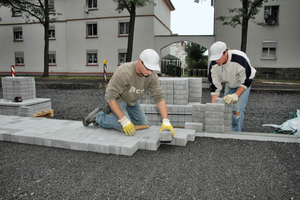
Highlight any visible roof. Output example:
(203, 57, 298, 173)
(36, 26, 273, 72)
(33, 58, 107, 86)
(162, 54, 180, 60)
(165, 0, 175, 11)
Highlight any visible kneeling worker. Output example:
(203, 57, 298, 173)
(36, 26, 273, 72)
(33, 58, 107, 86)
(83, 49, 175, 137)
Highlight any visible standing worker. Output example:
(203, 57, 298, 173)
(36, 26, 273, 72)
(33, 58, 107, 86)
(83, 49, 175, 137)
(208, 41, 256, 132)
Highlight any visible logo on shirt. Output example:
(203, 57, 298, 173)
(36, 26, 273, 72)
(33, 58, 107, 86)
(129, 86, 145, 94)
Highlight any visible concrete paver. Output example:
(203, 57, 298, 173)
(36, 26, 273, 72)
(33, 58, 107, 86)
(0, 115, 195, 156)
(196, 131, 300, 143)
(1, 114, 299, 156)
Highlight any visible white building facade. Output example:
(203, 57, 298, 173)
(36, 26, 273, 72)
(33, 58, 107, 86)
(0, 0, 175, 76)
(170, 41, 187, 69)
(214, 0, 300, 79)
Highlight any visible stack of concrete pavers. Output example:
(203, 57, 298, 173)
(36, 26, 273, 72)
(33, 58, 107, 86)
(158, 78, 174, 105)
(188, 78, 202, 102)
(2, 76, 36, 100)
(141, 104, 193, 127)
(205, 103, 226, 133)
(173, 78, 189, 105)
(0, 77, 52, 117)
(139, 77, 202, 127)
(139, 77, 233, 132)
(139, 78, 200, 106)
(215, 97, 232, 132)
(185, 98, 232, 133)
(0, 115, 196, 156)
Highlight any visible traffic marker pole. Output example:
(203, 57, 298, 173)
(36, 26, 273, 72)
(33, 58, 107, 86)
(103, 60, 107, 82)
(11, 65, 15, 77)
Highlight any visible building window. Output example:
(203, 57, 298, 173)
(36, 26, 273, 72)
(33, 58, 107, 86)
(48, 0, 55, 12)
(15, 52, 24, 66)
(49, 52, 56, 65)
(87, 50, 98, 65)
(119, 21, 130, 36)
(87, 0, 97, 9)
(49, 26, 55, 39)
(13, 27, 23, 41)
(49, 0, 54, 9)
(87, 22, 97, 38)
(12, 7, 22, 17)
(119, 49, 127, 65)
(264, 6, 279, 26)
(262, 41, 277, 60)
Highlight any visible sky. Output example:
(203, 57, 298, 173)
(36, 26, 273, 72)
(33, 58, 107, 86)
(170, 0, 214, 35)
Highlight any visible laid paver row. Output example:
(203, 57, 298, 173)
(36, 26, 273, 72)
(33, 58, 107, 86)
(0, 115, 196, 156)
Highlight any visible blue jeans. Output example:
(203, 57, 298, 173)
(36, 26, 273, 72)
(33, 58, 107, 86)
(224, 84, 251, 132)
(95, 98, 149, 132)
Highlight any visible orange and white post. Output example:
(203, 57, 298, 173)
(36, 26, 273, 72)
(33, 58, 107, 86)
(11, 65, 15, 77)
(103, 60, 107, 82)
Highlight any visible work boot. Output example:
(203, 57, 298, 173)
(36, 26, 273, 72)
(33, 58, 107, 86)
(91, 105, 111, 126)
(93, 122, 99, 126)
(103, 106, 111, 114)
(83, 106, 102, 126)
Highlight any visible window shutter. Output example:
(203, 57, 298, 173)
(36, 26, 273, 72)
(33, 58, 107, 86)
(119, 49, 127, 54)
(262, 41, 277, 48)
(88, 50, 97, 54)
(15, 52, 23, 57)
(13, 27, 22, 32)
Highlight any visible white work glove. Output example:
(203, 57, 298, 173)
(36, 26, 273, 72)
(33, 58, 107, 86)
(118, 116, 136, 136)
(159, 118, 175, 138)
(223, 93, 238, 104)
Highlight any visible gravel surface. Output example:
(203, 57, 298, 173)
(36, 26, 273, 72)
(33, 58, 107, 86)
(1, 135, 299, 199)
(0, 84, 300, 199)
(32, 84, 300, 133)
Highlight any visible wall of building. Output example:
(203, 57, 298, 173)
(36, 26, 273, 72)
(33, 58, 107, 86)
(0, 0, 173, 75)
(154, 0, 172, 35)
(214, 0, 300, 77)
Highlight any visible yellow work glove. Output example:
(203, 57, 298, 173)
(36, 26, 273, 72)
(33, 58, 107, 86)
(223, 93, 238, 104)
(159, 118, 175, 138)
(118, 116, 136, 136)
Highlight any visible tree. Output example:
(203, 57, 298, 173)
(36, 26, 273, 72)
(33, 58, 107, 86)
(113, 0, 155, 62)
(184, 42, 207, 70)
(216, 0, 268, 53)
(0, 0, 61, 77)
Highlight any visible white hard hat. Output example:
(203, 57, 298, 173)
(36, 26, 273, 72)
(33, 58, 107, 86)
(139, 49, 161, 72)
(209, 41, 227, 61)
